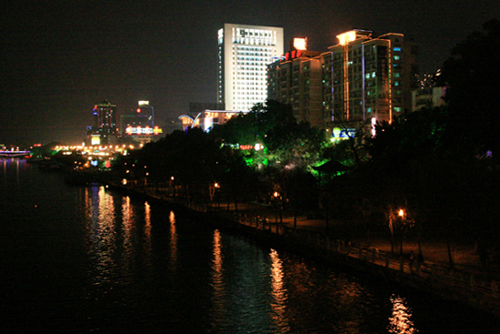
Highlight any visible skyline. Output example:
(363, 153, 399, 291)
(2, 0, 499, 146)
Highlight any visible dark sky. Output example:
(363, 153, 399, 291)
(2, 0, 498, 146)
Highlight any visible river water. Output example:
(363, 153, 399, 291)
(1, 159, 499, 333)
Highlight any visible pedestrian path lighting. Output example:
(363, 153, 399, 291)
(398, 209, 407, 255)
(273, 192, 283, 223)
(210, 182, 220, 203)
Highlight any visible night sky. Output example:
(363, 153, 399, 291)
(2, 0, 499, 146)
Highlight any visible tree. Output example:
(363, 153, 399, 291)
(265, 120, 325, 170)
(439, 18, 500, 160)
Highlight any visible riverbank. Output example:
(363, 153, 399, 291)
(106, 181, 500, 318)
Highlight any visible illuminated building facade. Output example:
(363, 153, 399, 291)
(120, 101, 154, 133)
(121, 101, 162, 144)
(267, 38, 323, 128)
(412, 86, 446, 111)
(93, 100, 117, 135)
(218, 23, 284, 110)
(323, 30, 419, 127)
(179, 110, 249, 132)
(266, 30, 418, 134)
(89, 100, 118, 145)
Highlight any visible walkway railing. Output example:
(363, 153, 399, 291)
(224, 211, 500, 304)
(112, 183, 500, 312)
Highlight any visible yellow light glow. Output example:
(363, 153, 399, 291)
(337, 31, 357, 45)
(293, 37, 307, 50)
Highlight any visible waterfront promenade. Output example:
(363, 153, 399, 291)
(108, 181, 500, 317)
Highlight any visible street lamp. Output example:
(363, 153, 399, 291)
(210, 182, 220, 207)
(273, 192, 282, 224)
(398, 208, 406, 255)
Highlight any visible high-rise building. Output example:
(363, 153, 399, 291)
(88, 100, 118, 145)
(322, 30, 419, 127)
(93, 100, 117, 135)
(217, 23, 284, 110)
(267, 38, 323, 128)
(267, 30, 419, 135)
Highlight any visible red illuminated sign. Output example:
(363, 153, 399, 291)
(281, 50, 302, 62)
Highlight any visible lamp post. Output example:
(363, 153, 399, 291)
(398, 209, 406, 255)
(210, 182, 220, 208)
(169, 176, 175, 200)
(273, 191, 283, 224)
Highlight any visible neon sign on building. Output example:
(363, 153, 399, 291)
(125, 126, 163, 135)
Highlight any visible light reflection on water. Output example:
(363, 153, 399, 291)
(169, 210, 178, 269)
(3, 162, 500, 333)
(210, 229, 226, 330)
(388, 295, 418, 334)
(270, 248, 290, 332)
(85, 186, 117, 285)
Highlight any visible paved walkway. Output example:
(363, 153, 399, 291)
(212, 201, 500, 281)
(117, 184, 500, 283)
(115, 185, 500, 316)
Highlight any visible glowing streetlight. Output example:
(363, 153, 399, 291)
(210, 182, 220, 204)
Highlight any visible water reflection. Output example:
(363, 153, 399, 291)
(2, 158, 24, 182)
(4, 160, 497, 333)
(85, 186, 116, 284)
(143, 201, 152, 258)
(269, 248, 290, 331)
(121, 195, 133, 261)
(169, 211, 178, 269)
(210, 229, 226, 328)
(144, 201, 151, 236)
(388, 295, 418, 334)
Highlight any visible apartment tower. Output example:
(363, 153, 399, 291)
(322, 30, 419, 127)
(267, 38, 323, 128)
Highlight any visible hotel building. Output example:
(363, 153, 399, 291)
(218, 23, 284, 110)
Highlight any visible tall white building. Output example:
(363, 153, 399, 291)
(217, 23, 284, 110)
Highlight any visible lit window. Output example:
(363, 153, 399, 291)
(394, 55, 400, 60)
(372, 72, 376, 78)
(393, 47, 401, 52)
(394, 107, 401, 112)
